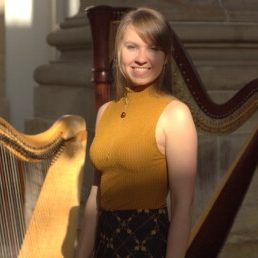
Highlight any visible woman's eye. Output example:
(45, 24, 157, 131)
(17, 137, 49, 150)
(149, 46, 158, 51)
(127, 45, 136, 50)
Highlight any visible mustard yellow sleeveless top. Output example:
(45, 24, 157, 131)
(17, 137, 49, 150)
(90, 86, 174, 210)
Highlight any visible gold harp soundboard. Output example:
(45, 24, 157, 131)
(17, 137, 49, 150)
(0, 115, 87, 258)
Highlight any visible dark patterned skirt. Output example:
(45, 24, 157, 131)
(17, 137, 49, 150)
(94, 208, 169, 258)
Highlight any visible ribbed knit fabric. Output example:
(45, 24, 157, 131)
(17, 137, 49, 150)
(90, 86, 175, 210)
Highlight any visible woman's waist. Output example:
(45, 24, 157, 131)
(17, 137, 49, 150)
(99, 207, 169, 217)
(100, 194, 168, 210)
(100, 172, 169, 209)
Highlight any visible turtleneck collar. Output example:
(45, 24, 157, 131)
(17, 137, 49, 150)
(125, 84, 156, 95)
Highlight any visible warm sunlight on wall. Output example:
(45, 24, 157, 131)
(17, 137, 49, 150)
(0, 1, 4, 13)
(68, 0, 79, 16)
(5, 0, 33, 26)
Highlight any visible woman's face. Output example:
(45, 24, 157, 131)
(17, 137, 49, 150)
(119, 24, 166, 87)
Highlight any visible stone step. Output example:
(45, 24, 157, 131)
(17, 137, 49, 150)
(31, 82, 257, 133)
(32, 85, 96, 130)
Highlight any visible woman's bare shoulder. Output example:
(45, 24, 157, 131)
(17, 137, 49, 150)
(95, 101, 112, 125)
(163, 99, 193, 122)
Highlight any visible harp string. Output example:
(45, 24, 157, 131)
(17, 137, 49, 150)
(0, 145, 10, 258)
(23, 157, 52, 227)
(0, 144, 23, 257)
(0, 143, 52, 258)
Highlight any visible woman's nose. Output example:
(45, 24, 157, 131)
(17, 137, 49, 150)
(135, 49, 148, 64)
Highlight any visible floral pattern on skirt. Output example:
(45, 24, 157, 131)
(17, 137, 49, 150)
(94, 208, 169, 258)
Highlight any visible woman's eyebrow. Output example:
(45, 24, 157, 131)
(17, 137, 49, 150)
(123, 41, 136, 45)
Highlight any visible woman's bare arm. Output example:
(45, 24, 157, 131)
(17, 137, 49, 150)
(76, 102, 110, 258)
(158, 100, 197, 258)
(76, 172, 101, 258)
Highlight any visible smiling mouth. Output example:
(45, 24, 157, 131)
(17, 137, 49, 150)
(134, 67, 149, 72)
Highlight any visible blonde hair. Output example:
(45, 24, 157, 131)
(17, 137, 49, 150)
(114, 8, 173, 99)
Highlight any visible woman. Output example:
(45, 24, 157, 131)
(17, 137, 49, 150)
(77, 7, 197, 258)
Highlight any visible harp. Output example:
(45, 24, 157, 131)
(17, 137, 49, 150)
(0, 115, 87, 258)
(86, 5, 258, 257)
